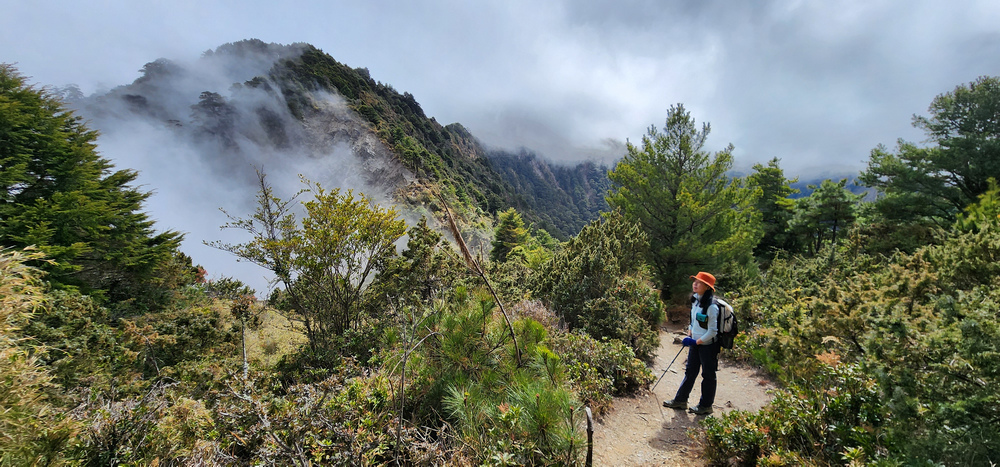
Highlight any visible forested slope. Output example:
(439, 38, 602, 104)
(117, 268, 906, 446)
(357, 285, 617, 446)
(263, 41, 610, 237)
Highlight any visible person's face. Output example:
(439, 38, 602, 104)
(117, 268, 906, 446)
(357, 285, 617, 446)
(692, 279, 710, 295)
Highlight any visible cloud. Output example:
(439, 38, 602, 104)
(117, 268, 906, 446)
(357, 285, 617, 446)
(5, 0, 1000, 293)
(70, 43, 407, 294)
(5, 1, 1000, 188)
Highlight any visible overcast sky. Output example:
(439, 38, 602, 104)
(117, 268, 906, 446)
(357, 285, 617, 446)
(6, 0, 1000, 176)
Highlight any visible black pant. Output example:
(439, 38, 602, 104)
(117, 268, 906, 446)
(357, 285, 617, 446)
(673, 342, 719, 407)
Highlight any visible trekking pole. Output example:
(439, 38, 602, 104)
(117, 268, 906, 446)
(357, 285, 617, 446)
(651, 345, 685, 391)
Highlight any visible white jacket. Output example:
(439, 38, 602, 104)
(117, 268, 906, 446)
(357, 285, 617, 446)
(690, 293, 719, 344)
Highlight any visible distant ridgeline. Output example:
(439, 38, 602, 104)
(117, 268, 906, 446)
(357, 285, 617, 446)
(75, 39, 610, 240)
(249, 39, 610, 239)
(484, 148, 611, 239)
(790, 176, 871, 199)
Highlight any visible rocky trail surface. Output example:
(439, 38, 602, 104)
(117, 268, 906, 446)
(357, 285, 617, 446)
(590, 324, 778, 466)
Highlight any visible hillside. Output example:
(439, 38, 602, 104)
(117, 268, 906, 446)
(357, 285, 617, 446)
(71, 39, 610, 243)
(264, 41, 612, 238)
(485, 148, 611, 238)
(790, 175, 870, 199)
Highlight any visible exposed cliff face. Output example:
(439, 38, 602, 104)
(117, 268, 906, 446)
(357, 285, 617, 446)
(298, 92, 414, 192)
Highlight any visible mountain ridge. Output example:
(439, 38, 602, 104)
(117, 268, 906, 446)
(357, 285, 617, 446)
(72, 39, 610, 242)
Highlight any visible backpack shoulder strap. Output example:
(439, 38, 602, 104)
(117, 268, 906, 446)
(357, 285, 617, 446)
(711, 297, 722, 324)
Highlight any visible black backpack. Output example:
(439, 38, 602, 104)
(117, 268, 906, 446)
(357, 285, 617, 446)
(713, 297, 739, 349)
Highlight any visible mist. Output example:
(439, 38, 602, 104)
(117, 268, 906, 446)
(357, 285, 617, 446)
(70, 41, 411, 295)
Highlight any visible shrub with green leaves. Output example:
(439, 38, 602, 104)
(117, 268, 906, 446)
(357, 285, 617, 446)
(442, 371, 582, 466)
(22, 289, 136, 391)
(577, 275, 663, 362)
(210, 172, 407, 361)
(385, 290, 585, 465)
(703, 362, 891, 466)
(130, 305, 240, 375)
(546, 331, 654, 414)
(724, 218, 1000, 465)
(533, 210, 663, 361)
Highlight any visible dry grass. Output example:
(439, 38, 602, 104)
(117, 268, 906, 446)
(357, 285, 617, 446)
(242, 307, 307, 368)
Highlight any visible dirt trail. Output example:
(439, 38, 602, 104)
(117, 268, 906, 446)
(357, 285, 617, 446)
(590, 324, 777, 466)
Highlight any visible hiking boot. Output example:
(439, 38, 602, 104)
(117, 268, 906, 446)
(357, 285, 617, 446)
(688, 404, 714, 415)
(662, 399, 687, 409)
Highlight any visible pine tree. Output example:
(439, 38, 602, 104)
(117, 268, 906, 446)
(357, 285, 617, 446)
(860, 76, 1000, 242)
(607, 104, 761, 298)
(490, 208, 529, 263)
(788, 179, 861, 256)
(0, 64, 183, 308)
(747, 158, 798, 257)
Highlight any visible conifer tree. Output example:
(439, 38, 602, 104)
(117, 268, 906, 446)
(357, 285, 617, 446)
(860, 76, 1000, 238)
(788, 179, 861, 256)
(490, 208, 529, 263)
(747, 158, 798, 257)
(0, 64, 183, 307)
(607, 104, 761, 298)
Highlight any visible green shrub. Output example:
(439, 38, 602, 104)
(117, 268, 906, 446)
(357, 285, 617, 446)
(533, 211, 662, 360)
(732, 222, 1000, 465)
(22, 289, 138, 391)
(380, 291, 585, 465)
(442, 377, 581, 465)
(703, 362, 891, 466)
(578, 276, 663, 362)
(546, 331, 653, 414)
(129, 305, 240, 376)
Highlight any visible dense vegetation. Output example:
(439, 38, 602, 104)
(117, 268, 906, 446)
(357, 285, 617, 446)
(263, 41, 608, 239)
(2, 50, 999, 467)
(698, 78, 1000, 466)
(485, 149, 611, 239)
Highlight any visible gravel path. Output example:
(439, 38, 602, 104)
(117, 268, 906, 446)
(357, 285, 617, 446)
(589, 325, 777, 466)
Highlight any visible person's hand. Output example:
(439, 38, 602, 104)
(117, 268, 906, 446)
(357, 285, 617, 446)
(682, 337, 697, 347)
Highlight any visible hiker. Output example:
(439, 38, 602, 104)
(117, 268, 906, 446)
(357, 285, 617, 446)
(663, 271, 720, 415)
